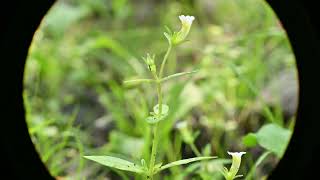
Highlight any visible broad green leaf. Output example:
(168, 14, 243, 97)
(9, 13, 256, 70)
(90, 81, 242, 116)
(242, 133, 258, 147)
(153, 104, 169, 115)
(157, 156, 216, 173)
(255, 124, 291, 157)
(84, 156, 145, 174)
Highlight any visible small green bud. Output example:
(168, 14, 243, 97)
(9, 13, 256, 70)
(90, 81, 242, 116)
(142, 53, 157, 73)
(141, 159, 147, 168)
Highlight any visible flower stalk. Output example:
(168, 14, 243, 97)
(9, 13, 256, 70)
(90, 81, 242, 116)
(147, 15, 195, 179)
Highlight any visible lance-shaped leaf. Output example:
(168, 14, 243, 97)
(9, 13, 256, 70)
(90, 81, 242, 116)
(156, 156, 216, 173)
(123, 79, 156, 86)
(84, 156, 145, 174)
(161, 70, 198, 82)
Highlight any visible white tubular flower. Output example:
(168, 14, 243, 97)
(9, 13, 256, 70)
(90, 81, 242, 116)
(172, 15, 195, 45)
(179, 15, 195, 27)
(222, 152, 246, 180)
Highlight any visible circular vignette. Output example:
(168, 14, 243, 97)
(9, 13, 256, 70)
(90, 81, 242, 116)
(0, 0, 319, 179)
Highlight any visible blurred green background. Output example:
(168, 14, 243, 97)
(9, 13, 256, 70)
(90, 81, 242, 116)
(23, 0, 298, 179)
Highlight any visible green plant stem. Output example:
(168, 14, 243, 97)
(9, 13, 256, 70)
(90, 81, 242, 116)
(190, 143, 202, 157)
(149, 123, 159, 179)
(159, 43, 172, 78)
(148, 83, 162, 179)
(157, 82, 163, 114)
(149, 42, 171, 179)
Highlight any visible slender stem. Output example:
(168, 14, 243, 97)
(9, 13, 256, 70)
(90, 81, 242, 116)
(149, 82, 162, 179)
(149, 41, 172, 179)
(190, 143, 202, 157)
(159, 43, 172, 78)
(157, 82, 162, 114)
(149, 123, 159, 179)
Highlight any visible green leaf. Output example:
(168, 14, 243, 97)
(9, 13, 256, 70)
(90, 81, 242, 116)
(153, 162, 163, 172)
(255, 124, 291, 157)
(161, 70, 198, 82)
(145, 104, 169, 124)
(234, 175, 244, 179)
(141, 159, 147, 169)
(83, 156, 145, 174)
(242, 133, 258, 147)
(153, 104, 169, 115)
(202, 144, 212, 156)
(164, 25, 173, 35)
(164, 32, 172, 44)
(157, 156, 216, 173)
(123, 78, 155, 85)
(245, 151, 272, 180)
(145, 116, 160, 124)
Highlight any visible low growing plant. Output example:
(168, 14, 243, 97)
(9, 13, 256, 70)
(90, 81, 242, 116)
(84, 15, 246, 180)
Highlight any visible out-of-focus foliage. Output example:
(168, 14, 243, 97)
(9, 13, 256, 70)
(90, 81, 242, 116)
(24, 0, 298, 179)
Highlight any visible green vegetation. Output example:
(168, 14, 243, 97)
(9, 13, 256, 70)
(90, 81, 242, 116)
(24, 0, 297, 179)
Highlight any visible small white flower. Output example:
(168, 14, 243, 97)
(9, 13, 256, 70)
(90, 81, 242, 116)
(222, 152, 246, 180)
(171, 15, 195, 45)
(227, 151, 246, 158)
(179, 15, 195, 26)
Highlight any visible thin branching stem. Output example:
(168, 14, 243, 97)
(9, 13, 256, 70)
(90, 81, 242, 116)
(149, 41, 171, 179)
(159, 43, 172, 78)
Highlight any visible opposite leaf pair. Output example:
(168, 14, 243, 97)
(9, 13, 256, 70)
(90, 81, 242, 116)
(145, 104, 169, 124)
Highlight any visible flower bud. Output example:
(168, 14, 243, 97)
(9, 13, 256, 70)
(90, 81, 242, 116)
(143, 53, 157, 74)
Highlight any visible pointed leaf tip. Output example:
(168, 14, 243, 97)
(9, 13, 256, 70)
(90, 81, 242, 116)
(84, 156, 145, 174)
